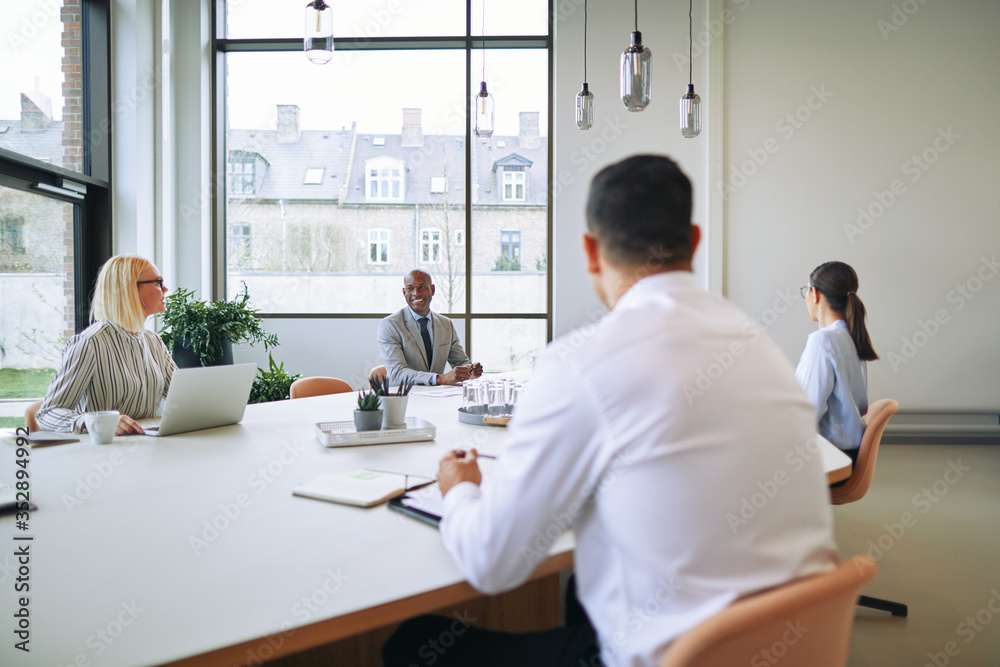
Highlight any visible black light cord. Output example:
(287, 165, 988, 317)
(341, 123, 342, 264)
(634, 0, 638, 32)
(584, 0, 588, 82)
(688, 0, 693, 84)
(481, 0, 487, 81)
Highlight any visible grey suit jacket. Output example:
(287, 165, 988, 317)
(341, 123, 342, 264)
(377, 308, 471, 385)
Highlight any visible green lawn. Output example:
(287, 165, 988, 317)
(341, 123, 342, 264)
(0, 368, 56, 399)
(0, 417, 25, 429)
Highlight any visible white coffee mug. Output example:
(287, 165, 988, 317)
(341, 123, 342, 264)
(84, 410, 120, 444)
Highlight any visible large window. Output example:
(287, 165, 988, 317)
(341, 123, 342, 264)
(0, 1, 112, 406)
(217, 0, 550, 369)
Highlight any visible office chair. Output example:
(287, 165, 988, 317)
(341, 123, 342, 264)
(659, 556, 878, 667)
(369, 365, 387, 383)
(25, 400, 43, 432)
(289, 377, 353, 399)
(830, 399, 907, 618)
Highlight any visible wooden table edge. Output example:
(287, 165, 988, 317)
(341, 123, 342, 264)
(163, 551, 574, 667)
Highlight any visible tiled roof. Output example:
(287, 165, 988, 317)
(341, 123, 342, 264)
(227, 125, 356, 201)
(0, 120, 67, 169)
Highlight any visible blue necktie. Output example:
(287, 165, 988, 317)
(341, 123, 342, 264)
(418, 317, 433, 369)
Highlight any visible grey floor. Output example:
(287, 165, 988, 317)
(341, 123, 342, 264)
(837, 444, 1000, 666)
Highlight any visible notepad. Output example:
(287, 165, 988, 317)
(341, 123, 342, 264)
(293, 470, 434, 508)
(0, 429, 80, 447)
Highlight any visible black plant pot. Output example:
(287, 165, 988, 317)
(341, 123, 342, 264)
(172, 337, 234, 368)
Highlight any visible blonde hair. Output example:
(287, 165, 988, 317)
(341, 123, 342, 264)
(90, 255, 153, 333)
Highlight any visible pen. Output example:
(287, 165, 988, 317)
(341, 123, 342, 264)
(454, 449, 497, 460)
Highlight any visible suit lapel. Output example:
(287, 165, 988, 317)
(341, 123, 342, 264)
(402, 308, 430, 369)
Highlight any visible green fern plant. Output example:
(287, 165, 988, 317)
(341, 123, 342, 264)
(249, 353, 301, 404)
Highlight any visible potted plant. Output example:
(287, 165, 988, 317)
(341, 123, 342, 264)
(160, 283, 279, 367)
(354, 391, 383, 431)
(249, 353, 301, 404)
(370, 376, 414, 429)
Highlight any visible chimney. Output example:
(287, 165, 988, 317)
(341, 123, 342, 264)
(276, 104, 301, 144)
(20, 91, 52, 133)
(518, 111, 540, 149)
(401, 107, 423, 147)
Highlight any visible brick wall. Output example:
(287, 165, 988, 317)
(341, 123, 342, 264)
(61, 0, 83, 337)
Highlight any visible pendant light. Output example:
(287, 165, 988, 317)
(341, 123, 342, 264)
(304, 0, 333, 64)
(680, 0, 702, 137)
(474, 0, 495, 138)
(620, 0, 651, 111)
(576, 0, 594, 130)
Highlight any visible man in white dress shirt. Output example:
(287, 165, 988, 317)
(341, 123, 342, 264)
(383, 155, 837, 667)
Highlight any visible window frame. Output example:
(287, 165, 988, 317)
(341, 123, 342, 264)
(421, 227, 442, 264)
(502, 169, 526, 202)
(212, 0, 554, 358)
(368, 228, 390, 265)
(0, 0, 113, 334)
(500, 229, 521, 260)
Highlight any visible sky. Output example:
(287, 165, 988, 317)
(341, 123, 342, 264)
(0, 0, 550, 137)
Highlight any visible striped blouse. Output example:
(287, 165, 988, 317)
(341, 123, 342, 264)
(37, 321, 177, 433)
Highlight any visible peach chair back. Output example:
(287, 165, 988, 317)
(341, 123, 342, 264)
(659, 556, 877, 667)
(830, 399, 898, 505)
(25, 400, 43, 432)
(289, 377, 353, 399)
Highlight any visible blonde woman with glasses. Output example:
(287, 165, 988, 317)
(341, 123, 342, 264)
(36, 255, 177, 435)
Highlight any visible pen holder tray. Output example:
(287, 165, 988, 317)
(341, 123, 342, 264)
(315, 417, 436, 447)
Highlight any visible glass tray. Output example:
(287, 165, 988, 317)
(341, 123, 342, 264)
(314, 417, 436, 447)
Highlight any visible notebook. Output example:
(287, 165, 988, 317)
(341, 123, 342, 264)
(293, 470, 435, 508)
(140, 363, 257, 436)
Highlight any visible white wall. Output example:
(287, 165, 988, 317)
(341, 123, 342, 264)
(552, 0, 719, 338)
(723, 0, 1000, 410)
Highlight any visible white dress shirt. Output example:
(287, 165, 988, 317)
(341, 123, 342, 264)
(440, 272, 837, 667)
(37, 320, 177, 433)
(795, 319, 868, 452)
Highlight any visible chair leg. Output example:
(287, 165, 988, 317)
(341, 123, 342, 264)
(859, 594, 908, 617)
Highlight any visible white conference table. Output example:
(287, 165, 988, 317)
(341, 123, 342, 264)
(0, 382, 851, 667)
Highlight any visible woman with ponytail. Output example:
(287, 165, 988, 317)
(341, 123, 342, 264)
(795, 261, 878, 459)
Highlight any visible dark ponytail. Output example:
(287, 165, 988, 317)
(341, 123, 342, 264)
(810, 261, 878, 361)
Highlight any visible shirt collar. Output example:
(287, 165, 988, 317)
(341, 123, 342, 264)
(408, 306, 432, 323)
(615, 271, 700, 310)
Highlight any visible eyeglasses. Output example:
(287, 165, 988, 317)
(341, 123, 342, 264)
(137, 278, 166, 289)
(799, 285, 814, 298)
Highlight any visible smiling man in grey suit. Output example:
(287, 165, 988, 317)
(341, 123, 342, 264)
(378, 270, 483, 386)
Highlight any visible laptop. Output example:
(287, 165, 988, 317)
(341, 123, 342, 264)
(141, 363, 257, 436)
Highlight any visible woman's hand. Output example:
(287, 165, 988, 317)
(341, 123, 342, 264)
(116, 414, 145, 435)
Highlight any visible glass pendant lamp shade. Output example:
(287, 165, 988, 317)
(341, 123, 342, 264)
(474, 81, 495, 139)
(304, 0, 334, 64)
(576, 83, 595, 130)
(680, 84, 701, 138)
(620, 31, 651, 111)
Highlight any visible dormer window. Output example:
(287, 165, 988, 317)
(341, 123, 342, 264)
(228, 151, 257, 196)
(492, 154, 533, 203)
(365, 156, 405, 202)
(502, 167, 526, 201)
